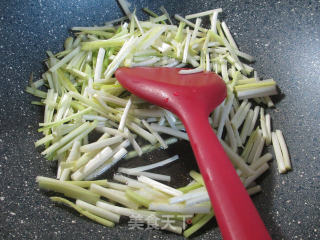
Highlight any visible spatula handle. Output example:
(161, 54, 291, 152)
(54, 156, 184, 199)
(182, 113, 271, 240)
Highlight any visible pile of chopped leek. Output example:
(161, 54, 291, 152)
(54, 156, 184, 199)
(28, 2, 292, 238)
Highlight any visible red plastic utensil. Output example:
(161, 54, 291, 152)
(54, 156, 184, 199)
(115, 67, 271, 240)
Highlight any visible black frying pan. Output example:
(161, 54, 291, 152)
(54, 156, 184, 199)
(1, 0, 319, 239)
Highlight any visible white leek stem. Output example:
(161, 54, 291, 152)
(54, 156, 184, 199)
(90, 184, 139, 209)
(231, 99, 248, 128)
(234, 49, 254, 62)
(142, 120, 168, 149)
(54, 93, 72, 122)
(233, 102, 252, 130)
(85, 147, 128, 180)
(240, 109, 254, 144)
(165, 60, 180, 67)
(131, 57, 160, 67)
(94, 91, 128, 106)
(138, 176, 183, 197)
(104, 36, 137, 80)
(49, 47, 80, 72)
(247, 130, 262, 164)
(186, 8, 222, 19)
(133, 14, 144, 34)
(252, 137, 265, 163)
(140, 185, 170, 200)
(182, 27, 191, 63)
(205, 52, 211, 72)
(131, 108, 164, 118)
(125, 127, 142, 156)
(232, 124, 243, 148)
(264, 96, 275, 107)
(118, 97, 132, 131)
(212, 100, 224, 128)
(275, 130, 291, 170)
(95, 127, 127, 138)
(76, 199, 120, 223)
(105, 182, 131, 191)
(190, 18, 202, 43)
(117, 169, 171, 182)
(251, 153, 273, 170)
(83, 115, 108, 122)
(35, 134, 54, 148)
(150, 124, 189, 141)
(174, 14, 207, 33)
(123, 155, 179, 174)
(127, 121, 157, 144)
(248, 106, 260, 135)
(60, 140, 80, 181)
(225, 119, 237, 152)
(221, 21, 239, 50)
(272, 132, 286, 173)
(149, 203, 210, 214)
(221, 60, 229, 83)
(41, 122, 90, 156)
(117, 0, 132, 18)
(169, 187, 206, 204)
(113, 174, 146, 189)
(210, 11, 219, 33)
(72, 26, 116, 31)
(185, 192, 210, 206)
(139, 26, 167, 50)
(160, 6, 173, 24)
(72, 146, 113, 180)
(164, 109, 177, 129)
(139, 21, 177, 31)
(237, 85, 277, 99)
(80, 135, 123, 152)
(260, 108, 268, 142)
(94, 48, 106, 82)
(57, 123, 97, 156)
(217, 93, 234, 139)
(265, 114, 272, 145)
(96, 200, 139, 217)
(244, 163, 269, 188)
(220, 140, 255, 176)
(56, 154, 65, 179)
(178, 67, 203, 74)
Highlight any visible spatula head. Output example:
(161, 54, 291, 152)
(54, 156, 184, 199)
(115, 67, 227, 117)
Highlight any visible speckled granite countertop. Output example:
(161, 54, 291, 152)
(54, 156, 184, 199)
(0, 0, 319, 239)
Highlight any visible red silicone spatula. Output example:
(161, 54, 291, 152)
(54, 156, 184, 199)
(115, 67, 271, 240)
